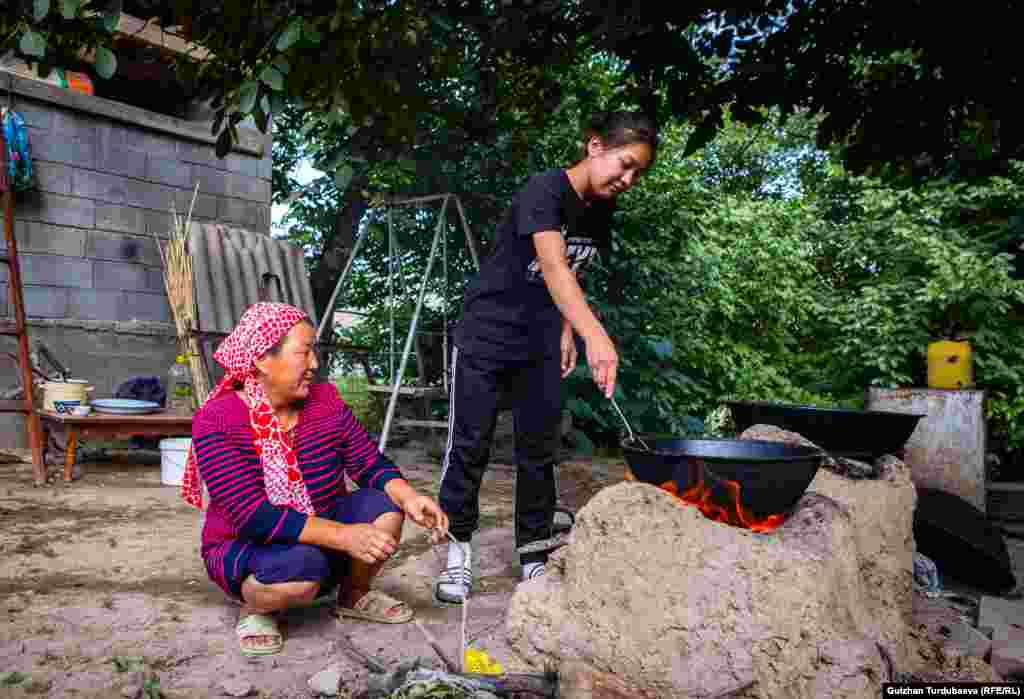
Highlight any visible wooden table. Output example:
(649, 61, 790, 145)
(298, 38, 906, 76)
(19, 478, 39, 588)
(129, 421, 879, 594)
(38, 410, 193, 482)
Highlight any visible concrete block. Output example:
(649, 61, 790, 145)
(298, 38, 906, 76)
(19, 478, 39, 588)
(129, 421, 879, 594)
(71, 169, 129, 205)
(146, 268, 166, 293)
(6, 221, 87, 257)
(190, 163, 230, 197)
(143, 209, 174, 238)
(86, 231, 161, 267)
(16, 191, 96, 229)
(177, 140, 228, 169)
(22, 285, 70, 318)
(97, 123, 146, 151)
(13, 100, 54, 130)
(116, 329, 178, 357)
(225, 153, 263, 179)
(93, 260, 163, 292)
(118, 291, 171, 323)
(219, 197, 269, 232)
(258, 153, 272, 181)
(227, 173, 271, 203)
(178, 190, 219, 221)
(52, 110, 99, 142)
(20, 254, 93, 287)
(28, 127, 97, 169)
(122, 178, 179, 213)
(67, 289, 123, 321)
(95, 204, 144, 235)
(32, 160, 73, 195)
(48, 324, 121, 357)
(0, 415, 28, 450)
(869, 388, 986, 512)
(142, 132, 178, 160)
(98, 144, 149, 179)
(145, 156, 190, 188)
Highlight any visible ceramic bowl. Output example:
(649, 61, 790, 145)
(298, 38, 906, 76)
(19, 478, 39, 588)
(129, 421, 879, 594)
(53, 400, 81, 414)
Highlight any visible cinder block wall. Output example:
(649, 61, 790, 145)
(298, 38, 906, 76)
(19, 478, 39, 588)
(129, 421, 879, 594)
(0, 73, 273, 449)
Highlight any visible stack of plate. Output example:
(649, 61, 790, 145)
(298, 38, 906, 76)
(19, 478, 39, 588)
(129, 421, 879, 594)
(90, 399, 162, 415)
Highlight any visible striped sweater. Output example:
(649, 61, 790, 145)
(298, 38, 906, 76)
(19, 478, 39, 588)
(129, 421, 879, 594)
(193, 383, 402, 596)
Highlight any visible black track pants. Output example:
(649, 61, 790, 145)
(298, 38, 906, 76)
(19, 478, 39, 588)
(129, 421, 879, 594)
(438, 346, 561, 564)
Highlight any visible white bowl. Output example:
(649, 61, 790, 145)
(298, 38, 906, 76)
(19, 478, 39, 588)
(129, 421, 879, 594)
(71, 405, 92, 417)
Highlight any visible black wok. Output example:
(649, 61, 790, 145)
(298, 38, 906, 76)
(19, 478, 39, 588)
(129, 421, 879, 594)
(621, 436, 824, 521)
(726, 400, 924, 460)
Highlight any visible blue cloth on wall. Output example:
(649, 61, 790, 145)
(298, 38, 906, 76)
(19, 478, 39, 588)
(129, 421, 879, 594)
(1, 109, 33, 193)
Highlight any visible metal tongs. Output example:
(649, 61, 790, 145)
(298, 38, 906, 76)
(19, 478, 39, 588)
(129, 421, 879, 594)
(609, 395, 653, 452)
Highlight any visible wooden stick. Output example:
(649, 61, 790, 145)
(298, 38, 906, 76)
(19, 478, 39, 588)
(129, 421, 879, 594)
(412, 620, 459, 674)
(336, 633, 388, 675)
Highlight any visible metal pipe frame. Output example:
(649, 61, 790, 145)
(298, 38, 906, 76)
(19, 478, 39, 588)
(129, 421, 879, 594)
(378, 195, 450, 452)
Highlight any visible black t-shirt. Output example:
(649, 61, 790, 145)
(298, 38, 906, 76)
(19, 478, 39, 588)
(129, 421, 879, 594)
(455, 168, 614, 360)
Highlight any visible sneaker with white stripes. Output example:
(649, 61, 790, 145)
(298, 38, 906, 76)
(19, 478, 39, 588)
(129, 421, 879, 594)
(522, 561, 546, 581)
(433, 540, 472, 605)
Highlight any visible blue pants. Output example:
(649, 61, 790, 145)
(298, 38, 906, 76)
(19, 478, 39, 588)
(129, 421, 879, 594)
(231, 488, 401, 602)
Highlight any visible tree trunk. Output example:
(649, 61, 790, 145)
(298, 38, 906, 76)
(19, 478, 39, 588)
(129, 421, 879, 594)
(309, 179, 369, 377)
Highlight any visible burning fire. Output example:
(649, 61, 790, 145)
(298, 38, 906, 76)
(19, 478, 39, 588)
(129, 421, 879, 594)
(624, 466, 786, 532)
(660, 478, 784, 533)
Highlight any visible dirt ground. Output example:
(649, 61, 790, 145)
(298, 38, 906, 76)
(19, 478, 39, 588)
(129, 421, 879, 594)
(0, 443, 1016, 698)
(0, 444, 624, 699)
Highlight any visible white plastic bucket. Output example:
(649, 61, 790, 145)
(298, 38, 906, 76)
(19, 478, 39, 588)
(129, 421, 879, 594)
(159, 438, 192, 486)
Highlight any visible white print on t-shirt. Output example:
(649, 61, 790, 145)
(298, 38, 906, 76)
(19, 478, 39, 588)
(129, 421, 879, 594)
(526, 235, 598, 282)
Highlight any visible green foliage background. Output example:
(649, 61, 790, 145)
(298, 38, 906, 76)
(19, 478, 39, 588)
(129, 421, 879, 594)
(273, 67, 1024, 468)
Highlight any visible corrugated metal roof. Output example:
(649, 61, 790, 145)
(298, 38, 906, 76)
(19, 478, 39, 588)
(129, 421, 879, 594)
(190, 223, 317, 335)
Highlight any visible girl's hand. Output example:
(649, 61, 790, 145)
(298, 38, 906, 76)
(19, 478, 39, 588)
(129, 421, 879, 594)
(584, 332, 619, 398)
(401, 495, 450, 544)
(560, 322, 578, 378)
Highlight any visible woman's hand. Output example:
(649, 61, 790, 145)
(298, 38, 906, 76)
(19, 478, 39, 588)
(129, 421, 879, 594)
(401, 494, 450, 544)
(584, 331, 619, 398)
(339, 523, 398, 564)
(560, 320, 578, 378)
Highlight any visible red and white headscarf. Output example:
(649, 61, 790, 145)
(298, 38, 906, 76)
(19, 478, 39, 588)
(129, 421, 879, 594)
(181, 302, 315, 514)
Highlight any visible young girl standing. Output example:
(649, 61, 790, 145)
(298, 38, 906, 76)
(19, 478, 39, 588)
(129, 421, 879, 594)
(435, 112, 658, 604)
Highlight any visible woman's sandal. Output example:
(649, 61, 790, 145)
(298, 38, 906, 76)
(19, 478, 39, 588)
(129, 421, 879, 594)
(236, 613, 283, 657)
(335, 590, 414, 624)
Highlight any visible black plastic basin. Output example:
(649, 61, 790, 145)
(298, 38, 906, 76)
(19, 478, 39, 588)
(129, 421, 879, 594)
(621, 436, 824, 521)
(727, 400, 925, 459)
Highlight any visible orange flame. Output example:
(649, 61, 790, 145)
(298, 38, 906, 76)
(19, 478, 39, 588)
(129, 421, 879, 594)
(659, 477, 785, 533)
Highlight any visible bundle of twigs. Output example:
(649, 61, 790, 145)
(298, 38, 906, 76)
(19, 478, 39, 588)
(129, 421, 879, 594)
(154, 183, 210, 406)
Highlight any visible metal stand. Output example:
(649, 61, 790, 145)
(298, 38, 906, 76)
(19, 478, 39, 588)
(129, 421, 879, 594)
(315, 194, 481, 452)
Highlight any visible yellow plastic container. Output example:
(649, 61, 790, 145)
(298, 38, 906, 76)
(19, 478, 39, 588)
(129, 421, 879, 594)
(927, 340, 974, 389)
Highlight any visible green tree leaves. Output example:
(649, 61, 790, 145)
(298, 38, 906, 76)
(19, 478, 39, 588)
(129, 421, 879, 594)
(238, 80, 259, 114)
(62, 0, 81, 20)
(33, 0, 50, 22)
(276, 18, 303, 50)
(94, 46, 117, 78)
(19, 31, 46, 57)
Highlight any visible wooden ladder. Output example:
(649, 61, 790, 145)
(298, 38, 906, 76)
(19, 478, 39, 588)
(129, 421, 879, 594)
(1, 188, 46, 485)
